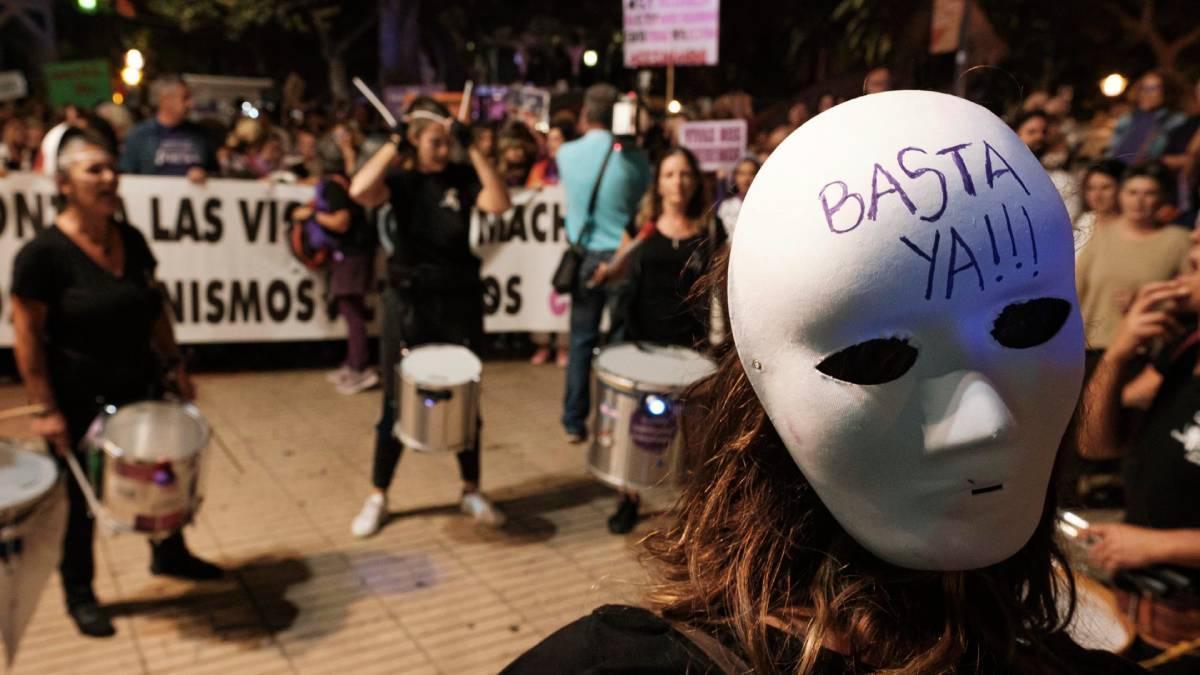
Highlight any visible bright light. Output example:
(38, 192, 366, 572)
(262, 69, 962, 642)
(644, 395, 669, 417)
(112, 92, 124, 104)
(667, 99, 682, 115)
(582, 50, 599, 68)
(77, 0, 98, 11)
(124, 49, 144, 70)
(241, 101, 260, 119)
(1101, 73, 1128, 98)
(120, 66, 142, 87)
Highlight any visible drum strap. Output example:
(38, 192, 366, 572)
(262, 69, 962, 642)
(670, 622, 750, 674)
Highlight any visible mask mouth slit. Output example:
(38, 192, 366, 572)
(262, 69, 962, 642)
(970, 483, 1004, 496)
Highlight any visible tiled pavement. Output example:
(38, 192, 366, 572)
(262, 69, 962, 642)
(1, 361, 677, 674)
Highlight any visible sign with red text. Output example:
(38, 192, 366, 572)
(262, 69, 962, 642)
(677, 119, 747, 173)
(623, 0, 720, 68)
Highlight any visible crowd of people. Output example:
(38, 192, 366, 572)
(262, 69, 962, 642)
(6, 62, 1200, 671)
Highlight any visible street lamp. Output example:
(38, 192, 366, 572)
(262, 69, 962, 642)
(582, 50, 599, 68)
(125, 49, 144, 70)
(667, 99, 682, 115)
(120, 66, 142, 87)
(1101, 73, 1128, 98)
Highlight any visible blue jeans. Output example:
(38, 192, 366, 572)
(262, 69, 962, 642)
(562, 250, 617, 434)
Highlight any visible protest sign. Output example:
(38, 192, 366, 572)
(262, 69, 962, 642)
(678, 119, 748, 173)
(44, 59, 111, 109)
(0, 176, 572, 345)
(472, 186, 571, 333)
(623, 0, 720, 68)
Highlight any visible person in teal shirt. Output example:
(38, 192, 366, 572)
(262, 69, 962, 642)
(557, 84, 651, 442)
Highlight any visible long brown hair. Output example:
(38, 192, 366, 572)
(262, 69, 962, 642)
(642, 251, 1083, 674)
(638, 146, 707, 226)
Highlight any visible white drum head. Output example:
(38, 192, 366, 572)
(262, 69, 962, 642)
(595, 344, 715, 389)
(102, 402, 209, 461)
(0, 440, 56, 512)
(401, 344, 482, 387)
(1062, 576, 1132, 653)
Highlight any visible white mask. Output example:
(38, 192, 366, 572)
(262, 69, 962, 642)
(728, 91, 1084, 571)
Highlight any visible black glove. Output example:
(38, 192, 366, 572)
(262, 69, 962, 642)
(450, 119, 472, 149)
(387, 119, 409, 148)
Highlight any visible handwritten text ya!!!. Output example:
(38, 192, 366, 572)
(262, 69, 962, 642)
(818, 140, 1041, 301)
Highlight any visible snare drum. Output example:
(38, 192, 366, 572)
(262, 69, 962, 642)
(395, 344, 482, 453)
(82, 401, 209, 539)
(0, 440, 66, 666)
(588, 344, 716, 490)
(1061, 570, 1136, 654)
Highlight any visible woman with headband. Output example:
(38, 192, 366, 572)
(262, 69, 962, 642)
(348, 96, 511, 538)
(504, 92, 1146, 673)
(10, 127, 221, 639)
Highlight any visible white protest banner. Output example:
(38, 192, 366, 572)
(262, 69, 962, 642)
(471, 186, 571, 333)
(678, 119, 747, 173)
(0, 71, 28, 102)
(0, 173, 354, 346)
(0, 176, 572, 345)
(623, 0, 720, 68)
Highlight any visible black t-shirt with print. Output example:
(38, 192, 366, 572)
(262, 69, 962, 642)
(11, 223, 162, 419)
(1126, 340, 1200, 531)
(384, 163, 483, 291)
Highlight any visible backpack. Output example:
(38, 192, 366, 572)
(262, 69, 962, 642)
(288, 174, 350, 270)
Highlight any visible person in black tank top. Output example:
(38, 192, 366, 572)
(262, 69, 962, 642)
(10, 128, 221, 639)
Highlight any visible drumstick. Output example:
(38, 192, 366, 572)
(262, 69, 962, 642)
(457, 80, 474, 122)
(352, 76, 399, 129)
(63, 451, 117, 530)
(0, 403, 49, 421)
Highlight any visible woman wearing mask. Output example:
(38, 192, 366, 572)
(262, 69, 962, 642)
(347, 97, 511, 538)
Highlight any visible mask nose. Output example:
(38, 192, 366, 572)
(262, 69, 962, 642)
(920, 371, 1014, 454)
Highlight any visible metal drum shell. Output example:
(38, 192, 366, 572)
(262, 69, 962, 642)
(87, 402, 209, 537)
(587, 345, 716, 491)
(395, 345, 482, 453)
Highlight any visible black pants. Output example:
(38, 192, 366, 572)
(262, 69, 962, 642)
(59, 395, 192, 605)
(371, 287, 482, 490)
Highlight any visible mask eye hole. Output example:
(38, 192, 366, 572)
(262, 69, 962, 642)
(991, 298, 1071, 349)
(815, 337, 918, 385)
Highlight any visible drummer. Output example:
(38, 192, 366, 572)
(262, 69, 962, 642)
(10, 128, 221, 639)
(590, 147, 725, 534)
(347, 97, 511, 537)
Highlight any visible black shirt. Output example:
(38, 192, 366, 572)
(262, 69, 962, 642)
(322, 177, 374, 256)
(625, 222, 725, 348)
(502, 605, 1145, 674)
(11, 223, 162, 418)
(384, 163, 483, 291)
(1126, 339, 1200, 531)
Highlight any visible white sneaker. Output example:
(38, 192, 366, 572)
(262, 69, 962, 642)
(325, 365, 352, 384)
(336, 369, 380, 395)
(351, 493, 387, 538)
(460, 492, 506, 526)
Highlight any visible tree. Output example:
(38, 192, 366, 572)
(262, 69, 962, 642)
(144, 0, 376, 101)
(1100, 0, 1200, 86)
